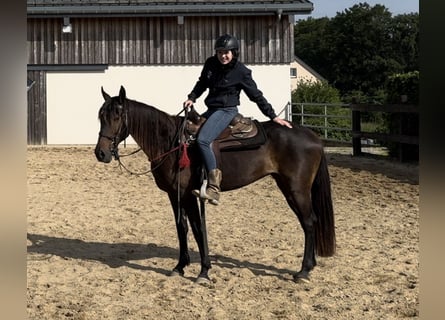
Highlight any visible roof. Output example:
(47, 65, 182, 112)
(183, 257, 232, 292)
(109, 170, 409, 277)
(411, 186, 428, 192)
(27, 0, 313, 18)
(293, 56, 326, 82)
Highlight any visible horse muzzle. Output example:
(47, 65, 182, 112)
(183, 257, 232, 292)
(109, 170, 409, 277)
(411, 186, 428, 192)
(95, 134, 119, 163)
(94, 145, 113, 163)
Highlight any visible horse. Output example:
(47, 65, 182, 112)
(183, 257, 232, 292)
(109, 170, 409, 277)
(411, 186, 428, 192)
(94, 85, 336, 284)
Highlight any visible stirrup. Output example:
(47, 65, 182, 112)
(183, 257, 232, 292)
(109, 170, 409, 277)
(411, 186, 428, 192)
(192, 179, 208, 199)
(208, 198, 219, 206)
(191, 179, 220, 205)
(192, 179, 209, 199)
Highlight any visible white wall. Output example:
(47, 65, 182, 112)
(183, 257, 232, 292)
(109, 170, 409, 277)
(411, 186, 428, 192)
(290, 60, 321, 91)
(46, 64, 291, 145)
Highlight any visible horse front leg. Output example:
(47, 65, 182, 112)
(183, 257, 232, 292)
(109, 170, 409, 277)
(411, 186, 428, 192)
(168, 193, 190, 277)
(187, 197, 212, 284)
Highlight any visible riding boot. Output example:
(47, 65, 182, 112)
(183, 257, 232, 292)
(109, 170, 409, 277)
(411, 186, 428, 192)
(192, 169, 222, 205)
(206, 168, 222, 205)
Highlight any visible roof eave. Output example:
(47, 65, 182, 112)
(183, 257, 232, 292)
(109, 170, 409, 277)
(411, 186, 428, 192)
(27, 3, 313, 18)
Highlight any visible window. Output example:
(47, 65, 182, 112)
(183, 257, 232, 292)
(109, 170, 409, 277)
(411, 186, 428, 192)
(290, 67, 297, 78)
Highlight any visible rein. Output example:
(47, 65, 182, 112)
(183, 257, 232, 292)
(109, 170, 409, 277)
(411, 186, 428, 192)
(115, 143, 183, 176)
(100, 101, 195, 226)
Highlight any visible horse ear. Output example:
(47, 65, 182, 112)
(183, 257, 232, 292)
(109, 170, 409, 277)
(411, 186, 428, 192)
(101, 86, 111, 101)
(119, 85, 126, 104)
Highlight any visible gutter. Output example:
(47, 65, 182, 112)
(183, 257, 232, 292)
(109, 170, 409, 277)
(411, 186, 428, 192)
(27, 3, 313, 18)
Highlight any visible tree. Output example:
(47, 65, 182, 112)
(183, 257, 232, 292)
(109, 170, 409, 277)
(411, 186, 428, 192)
(294, 3, 419, 100)
(291, 79, 341, 103)
(293, 17, 330, 76)
(326, 4, 399, 95)
(389, 13, 419, 72)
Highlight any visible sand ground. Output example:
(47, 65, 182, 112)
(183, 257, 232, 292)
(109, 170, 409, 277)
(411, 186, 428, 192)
(27, 146, 419, 319)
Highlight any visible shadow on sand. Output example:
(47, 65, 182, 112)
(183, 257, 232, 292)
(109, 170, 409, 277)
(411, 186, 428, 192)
(27, 233, 295, 281)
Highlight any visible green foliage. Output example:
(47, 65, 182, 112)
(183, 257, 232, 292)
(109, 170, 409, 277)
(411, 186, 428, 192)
(291, 80, 350, 142)
(294, 3, 419, 157)
(341, 90, 367, 104)
(383, 71, 419, 160)
(390, 14, 419, 72)
(386, 71, 419, 104)
(292, 17, 330, 75)
(291, 79, 341, 103)
(294, 3, 419, 100)
(326, 3, 398, 94)
(342, 89, 387, 105)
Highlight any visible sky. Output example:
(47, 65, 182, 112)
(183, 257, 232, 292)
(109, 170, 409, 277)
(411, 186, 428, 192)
(301, 0, 419, 19)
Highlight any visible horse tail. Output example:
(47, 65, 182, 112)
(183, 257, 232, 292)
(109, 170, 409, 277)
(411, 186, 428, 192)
(311, 152, 336, 257)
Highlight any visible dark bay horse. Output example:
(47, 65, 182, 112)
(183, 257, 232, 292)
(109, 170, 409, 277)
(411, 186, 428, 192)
(94, 86, 335, 283)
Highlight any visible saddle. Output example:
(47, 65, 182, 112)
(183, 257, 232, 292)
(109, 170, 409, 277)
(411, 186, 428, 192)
(185, 107, 267, 151)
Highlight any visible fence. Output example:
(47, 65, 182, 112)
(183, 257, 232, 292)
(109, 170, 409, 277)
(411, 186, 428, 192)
(285, 102, 351, 144)
(284, 102, 419, 161)
(350, 103, 419, 161)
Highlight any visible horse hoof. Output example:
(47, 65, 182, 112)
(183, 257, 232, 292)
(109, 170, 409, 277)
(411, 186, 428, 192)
(195, 276, 211, 287)
(295, 277, 310, 284)
(170, 269, 184, 277)
(293, 274, 310, 283)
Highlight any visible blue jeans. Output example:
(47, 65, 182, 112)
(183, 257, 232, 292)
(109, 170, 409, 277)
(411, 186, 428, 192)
(197, 106, 239, 171)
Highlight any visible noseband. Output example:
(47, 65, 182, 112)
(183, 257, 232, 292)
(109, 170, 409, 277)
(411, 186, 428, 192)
(98, 132, 120, 160)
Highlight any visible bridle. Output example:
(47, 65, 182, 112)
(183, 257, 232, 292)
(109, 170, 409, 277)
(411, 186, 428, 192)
(98, 105, 129, 161)
(98, 105, 190, 175)
(98, 104, 194, 225)
(98, 131, 121, 160)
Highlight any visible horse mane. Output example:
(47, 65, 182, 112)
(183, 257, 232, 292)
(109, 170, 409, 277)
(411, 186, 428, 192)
(126, 99, 178, 161)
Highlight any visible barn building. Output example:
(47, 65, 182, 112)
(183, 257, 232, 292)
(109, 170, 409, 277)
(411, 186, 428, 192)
(290, 56, 326, 92)
(27, 0, 313, 144)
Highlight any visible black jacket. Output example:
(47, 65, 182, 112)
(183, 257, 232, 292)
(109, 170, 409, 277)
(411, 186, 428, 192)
(187, 56, 277, 120)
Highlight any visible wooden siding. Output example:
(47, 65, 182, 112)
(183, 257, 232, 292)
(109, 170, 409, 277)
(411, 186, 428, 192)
(27, 70, 47, 144)
(27, 15, 294, 65)
(27, 14, 294, 144)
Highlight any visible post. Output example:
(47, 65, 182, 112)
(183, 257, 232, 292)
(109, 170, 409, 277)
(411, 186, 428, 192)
(352, 109, 362, 156)
(285, 101, 291, 122)
(324, 104, 328, 139)
(300, 103, 304, 126)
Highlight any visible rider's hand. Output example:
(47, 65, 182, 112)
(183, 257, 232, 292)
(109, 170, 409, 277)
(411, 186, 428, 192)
(183, 99, 194, 110)
(273, 117, 293, 128)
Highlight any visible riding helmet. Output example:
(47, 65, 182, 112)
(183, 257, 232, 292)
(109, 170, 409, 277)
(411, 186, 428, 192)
(214, 34, 239, 51)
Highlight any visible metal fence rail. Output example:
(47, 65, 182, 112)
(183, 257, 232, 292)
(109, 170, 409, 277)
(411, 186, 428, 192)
(286, 102, 351, 143)
(282, 102, 419, 161)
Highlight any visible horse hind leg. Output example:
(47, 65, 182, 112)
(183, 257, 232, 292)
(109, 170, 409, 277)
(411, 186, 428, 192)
(274, 177, 317, 282)
(291, 193, 318, 282)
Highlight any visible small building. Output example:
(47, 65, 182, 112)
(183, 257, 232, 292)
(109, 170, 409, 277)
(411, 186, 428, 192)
(27, 0, 314, 144)
(290, 56, 325, 92)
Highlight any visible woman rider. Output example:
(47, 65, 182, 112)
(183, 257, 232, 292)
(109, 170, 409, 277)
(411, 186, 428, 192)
(183, 34, 292, 205)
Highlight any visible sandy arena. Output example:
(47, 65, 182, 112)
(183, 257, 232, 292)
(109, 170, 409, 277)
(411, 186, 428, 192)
(27, 146, 419, 319)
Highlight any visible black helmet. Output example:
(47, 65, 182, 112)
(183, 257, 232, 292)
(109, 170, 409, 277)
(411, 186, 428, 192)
(214, 34, 239, 51)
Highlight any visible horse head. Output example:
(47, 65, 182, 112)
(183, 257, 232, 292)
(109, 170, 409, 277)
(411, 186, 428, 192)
(95, 86, 130, 163)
